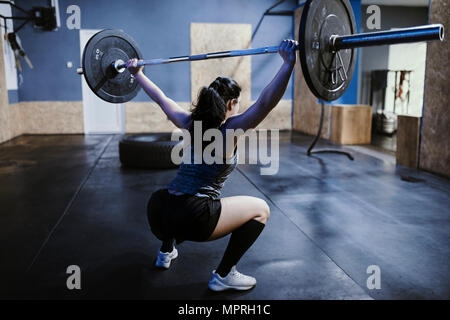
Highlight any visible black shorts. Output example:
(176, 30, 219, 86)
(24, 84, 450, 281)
(147, 188, 222, 244)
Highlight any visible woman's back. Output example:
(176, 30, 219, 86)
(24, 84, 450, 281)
(166, 128, 238, 199)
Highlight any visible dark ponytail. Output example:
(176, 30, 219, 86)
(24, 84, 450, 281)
(190, 77, 241, 137)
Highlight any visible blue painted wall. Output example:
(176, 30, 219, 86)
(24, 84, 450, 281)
(13, 0, 298, 103)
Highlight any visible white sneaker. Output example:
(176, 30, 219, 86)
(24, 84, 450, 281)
(155, 247, 178, 269)
(208, 266, 256, 291)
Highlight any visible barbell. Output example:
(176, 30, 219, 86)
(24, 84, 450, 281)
(77, 0, 445, 104)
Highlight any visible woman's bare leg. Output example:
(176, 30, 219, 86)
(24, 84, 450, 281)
(208, 196, 270, 241)
(207, 196, 270, 278)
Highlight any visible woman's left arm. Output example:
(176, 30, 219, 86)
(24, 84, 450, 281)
(224, 40, 296, 131)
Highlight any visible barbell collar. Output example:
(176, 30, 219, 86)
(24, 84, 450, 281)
(331, 24, 444, 51)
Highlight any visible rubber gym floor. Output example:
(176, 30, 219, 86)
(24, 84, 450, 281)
(0, 132, 449, 300)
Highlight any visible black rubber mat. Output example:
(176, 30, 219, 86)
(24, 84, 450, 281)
(1, 133, 449, 299)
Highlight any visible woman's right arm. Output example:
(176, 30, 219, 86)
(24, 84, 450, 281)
(225, 39, 297, 131)
(127, 59, 191, 130)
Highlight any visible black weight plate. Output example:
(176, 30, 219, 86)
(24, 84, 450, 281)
(299, 0, 357, 101)
(82, 29, 143, 103)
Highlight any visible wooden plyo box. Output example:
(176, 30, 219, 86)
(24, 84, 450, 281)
(396, 115, 421, 168)
(330, 105, 372, 145)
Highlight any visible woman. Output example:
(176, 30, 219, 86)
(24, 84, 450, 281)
(126, 39, 296, 292)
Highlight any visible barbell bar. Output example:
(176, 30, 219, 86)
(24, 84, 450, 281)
(77, 0, 445, 104)
(76, 46, 288, 74)
(114, 45, 298, 70)
(110, 24, 443, 72)
(331, 24, 444, 51)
